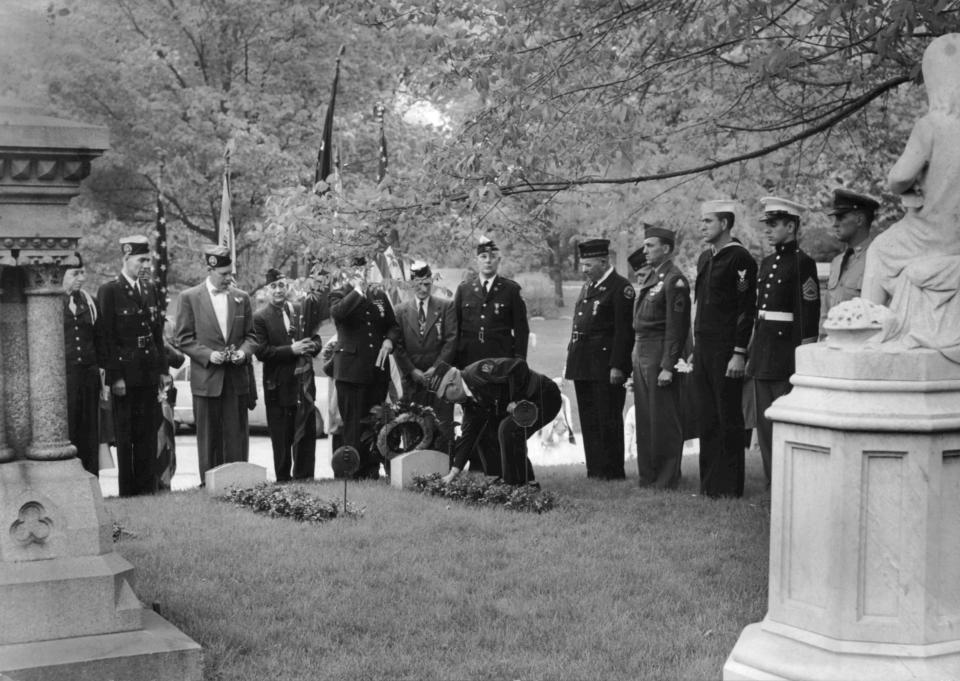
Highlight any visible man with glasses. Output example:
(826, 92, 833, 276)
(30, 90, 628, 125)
(174, 245, 258, 482)
(393, 261, 457, 453)
(254, 268, 320, 482)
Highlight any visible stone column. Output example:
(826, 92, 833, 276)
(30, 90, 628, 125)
(0, 261, 13, 463)
(22, 261, 75, 461)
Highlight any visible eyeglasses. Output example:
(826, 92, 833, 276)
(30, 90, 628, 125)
(269, 281, 288, 290)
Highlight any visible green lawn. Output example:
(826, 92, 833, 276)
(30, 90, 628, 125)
(109, 456, 771, 681)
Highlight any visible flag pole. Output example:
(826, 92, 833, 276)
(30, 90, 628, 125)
(154, 151, 169, 316)
(315, 45, 346, 193)
(219, 138, 237, 274)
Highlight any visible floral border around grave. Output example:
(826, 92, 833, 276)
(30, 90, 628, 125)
(412, 473, 556, 513)
(221, 483, 364, 522)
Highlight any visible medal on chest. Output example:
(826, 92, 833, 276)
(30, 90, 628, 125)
(493, 302, 502, 315)
(373, 299, 385, 317)
(651, 281, 664, 296)
(592, 300, 600, 315)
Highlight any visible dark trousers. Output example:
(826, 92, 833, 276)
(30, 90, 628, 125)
(497, 380, 563, 484)
(266, 403, 316, 482)
(693, 339, 745, 497)
(753, 378, 792, 484)
(336, 378, 388, 479)
(574, 380, 626, 479)
(113, 385, 160, 497)
(633, 339, 683, 489)
(67, 365, 101, 476)
(194, 388, 250, 482)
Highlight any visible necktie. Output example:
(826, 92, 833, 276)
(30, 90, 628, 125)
(840, 247, 855, 273)
(482, 280, 489, 295)
(284, 304, 295, 337)
(70, 291, 83, 314)
(418, 301, 426, 334)
(134, 282, 142, 303)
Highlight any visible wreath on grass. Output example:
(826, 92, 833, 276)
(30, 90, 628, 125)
(221, 484, 364, 522)
(411, 473, 556, 514)
(362, 399, 439, 460)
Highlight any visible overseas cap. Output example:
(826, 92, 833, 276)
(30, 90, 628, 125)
(644, 225, 676, 247)
(119, 235, 151, 257)
(577, 238, 610, 259)
(264, 267, 285, 285)
(410, 261, 433, 279)
(826, 188, 880, 216)
(202, 244, 232, 268)
(700, 199, 737, 217)
(759, 196, 805, 222)
(476, 236, 499, 255)
(627, 247, 647, 272)
(432, 363, 463, 399)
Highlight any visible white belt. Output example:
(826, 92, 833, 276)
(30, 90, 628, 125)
(758, 310, 793, 322)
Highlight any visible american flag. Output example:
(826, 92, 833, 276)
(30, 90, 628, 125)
(375, 103, 388, 184)
(316, 46, 345, 192)
(153, 193, 169, 314)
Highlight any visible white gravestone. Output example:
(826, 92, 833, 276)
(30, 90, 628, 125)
(205, 462, 267, 494)
(390, 450, 449, 489)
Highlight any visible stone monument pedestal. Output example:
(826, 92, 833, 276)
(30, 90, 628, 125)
(724, 344, 960, 680)
(0, 460, 200, 679)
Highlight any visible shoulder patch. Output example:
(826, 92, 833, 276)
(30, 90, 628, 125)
(674, 278, 687, 288)
(802, 276, 819, 301)
(480, 362, 493, 374)
(623, 286, 635, 299)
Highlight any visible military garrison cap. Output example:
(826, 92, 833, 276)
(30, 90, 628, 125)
(202, 244, 232, 268)
(119, 235, 151, 257)
(627, 247, 647, 272)
(577, 239, 610, 259)
(410, 261, 432, 279)
(826, 188, 880, 216)
(264, 267, 285, 285)
(644, 225, 676, 247)
(476, 237, 499, 255)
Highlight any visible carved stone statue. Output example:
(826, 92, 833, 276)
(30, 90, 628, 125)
(860, 33, 960, 362)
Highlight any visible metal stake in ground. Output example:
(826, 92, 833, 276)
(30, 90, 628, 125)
(511, 400, 538, 485)
(331, 445, 360, 514)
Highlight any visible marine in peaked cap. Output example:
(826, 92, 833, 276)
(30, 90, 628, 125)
(825, 188, 879, 312)
(747, 195, 820, 486)
(693, 199, 758, 498)
(564, 236, 634, 479)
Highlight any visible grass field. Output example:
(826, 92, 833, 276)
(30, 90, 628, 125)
(108, 456, 771, 681)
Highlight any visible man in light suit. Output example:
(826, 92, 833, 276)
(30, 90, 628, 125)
(174, 245, 258, 481)
(253, 267, 320, 482)
(393, 261, 458, 453)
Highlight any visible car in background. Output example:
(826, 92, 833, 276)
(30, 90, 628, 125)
(170, 357, 329, 436)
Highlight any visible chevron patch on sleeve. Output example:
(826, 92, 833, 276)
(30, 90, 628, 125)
(802, 277, 818, 301)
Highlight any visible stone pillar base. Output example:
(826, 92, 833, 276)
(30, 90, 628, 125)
(725, 619, 960, 680)
(0, 609, 201, 681)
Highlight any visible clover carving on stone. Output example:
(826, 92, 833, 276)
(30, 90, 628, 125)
(10, 501, 53, 547)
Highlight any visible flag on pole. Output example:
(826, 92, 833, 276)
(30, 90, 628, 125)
(153, 193, 169, 315)
(218, 139, 236, 273)
(315, 45, 345, 191)
(375, 102, 388, 184)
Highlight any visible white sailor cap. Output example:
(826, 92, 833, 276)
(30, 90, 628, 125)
(759, 196, 805, 222)
(700, 199, 737, 217)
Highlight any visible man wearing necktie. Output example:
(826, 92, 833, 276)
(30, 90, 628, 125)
(451, 237, 529, 475)
(97, 235, 169, 496)
(563, 238, 634, 480)
(254, 268, 320, 482)
(175, 245, 258, 482)
(63, 252, 105, 476)
(393, 261, 458, 453)
(824, 188, 879, 315)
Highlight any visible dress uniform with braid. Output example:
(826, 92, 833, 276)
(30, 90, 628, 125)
(746, 197, 821, 484)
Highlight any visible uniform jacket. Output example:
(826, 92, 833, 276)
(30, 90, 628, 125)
(826, 235, 873, 311)
(328, 284, 401, 384)
(174, 281, 258, 397)
(394, 294, 457, 376)
(64, 290, 102, 371)
(747, 241, 821, 381)
(564, 269, 635, 380)
(299, 288, 329, 342)
(254, 301, 319, 407)
(694, 239, 758, 351)
(453, 275, 529, 367)
(97, 275, 167, 387)
(633, 260, 691, 372)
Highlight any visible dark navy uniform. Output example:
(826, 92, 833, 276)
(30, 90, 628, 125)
(633, 260, 690, 489)
(693, 239, 758, 497)
(746, 240, 820, 482)
(329, 283, 400, 479)
(63, 290, 102, 476)
(98, 274, 167, 496)
(452, 358, 561, 485)
(453, 274, 529, 475)
(453, 275, 529, 367)
(564, 270, 634, 479)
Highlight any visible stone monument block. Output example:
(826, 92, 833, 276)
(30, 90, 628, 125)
(205, 461, 267, 493)
(724, 344, 960, 679)
(391, 450, 449, 489)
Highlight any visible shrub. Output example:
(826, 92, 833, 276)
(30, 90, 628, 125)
(411, 473, 557, 513)
(221, 483, 364, 522)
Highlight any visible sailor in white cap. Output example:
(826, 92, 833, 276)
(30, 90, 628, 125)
(745, 197, 820, 486)
(693, 200, 758, 498)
